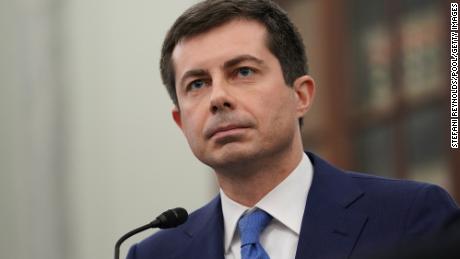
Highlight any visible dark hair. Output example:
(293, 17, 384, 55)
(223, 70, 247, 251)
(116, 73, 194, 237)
(160, 0, 308, 108)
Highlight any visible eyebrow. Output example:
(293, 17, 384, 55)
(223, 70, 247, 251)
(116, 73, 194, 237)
(179, 69, 209, 89)
(223, 54, 265, 69)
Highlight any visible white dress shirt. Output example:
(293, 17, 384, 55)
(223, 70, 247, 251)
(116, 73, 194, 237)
(220, 153, 313, 259)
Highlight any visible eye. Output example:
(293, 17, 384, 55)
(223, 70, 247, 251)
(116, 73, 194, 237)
(236, 67, 254, 78)
(187, 79, 207, 91)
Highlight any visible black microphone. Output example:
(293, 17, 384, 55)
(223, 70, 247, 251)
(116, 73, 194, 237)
(114, 207, 188, 259)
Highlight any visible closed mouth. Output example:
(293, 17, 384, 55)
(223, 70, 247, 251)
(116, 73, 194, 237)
(206, 124, 249, 139)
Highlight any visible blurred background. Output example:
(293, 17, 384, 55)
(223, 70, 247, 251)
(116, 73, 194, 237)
(278, 0, 459, 201)
(0, 0, 457, 259)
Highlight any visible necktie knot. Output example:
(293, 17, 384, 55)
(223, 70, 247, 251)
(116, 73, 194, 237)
(238, 209, 272, 246)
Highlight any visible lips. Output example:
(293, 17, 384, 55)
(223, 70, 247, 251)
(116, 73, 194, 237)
(204, 124, 251, 139)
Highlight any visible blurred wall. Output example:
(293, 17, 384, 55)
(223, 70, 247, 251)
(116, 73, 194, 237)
(0, 1, 216, 259)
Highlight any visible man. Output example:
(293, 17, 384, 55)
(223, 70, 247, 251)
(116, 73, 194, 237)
(127, 0, 459, 258)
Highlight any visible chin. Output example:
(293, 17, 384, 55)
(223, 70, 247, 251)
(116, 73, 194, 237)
(203, 147, 261, 169)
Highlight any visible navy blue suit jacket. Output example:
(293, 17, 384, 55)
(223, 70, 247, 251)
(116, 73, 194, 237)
(127, 152, 459, 259)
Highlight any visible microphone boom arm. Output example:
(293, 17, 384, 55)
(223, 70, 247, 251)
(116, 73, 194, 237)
(114, 207, 188, 259)
(114, 222, 152, 259)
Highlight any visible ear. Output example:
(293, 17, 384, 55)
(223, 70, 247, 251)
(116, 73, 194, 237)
(293, 75, 315, 118)
(172, 106, 182, 129)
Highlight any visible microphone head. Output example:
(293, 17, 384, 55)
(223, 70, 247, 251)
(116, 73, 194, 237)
(155, 207, 188, 229)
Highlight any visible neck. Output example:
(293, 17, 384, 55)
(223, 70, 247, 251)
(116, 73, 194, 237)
(215, 138, 304, 207)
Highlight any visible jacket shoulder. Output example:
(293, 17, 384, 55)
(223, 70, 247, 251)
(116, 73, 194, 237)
(347, 171, 458, 236)
(347, 171, 455, 205)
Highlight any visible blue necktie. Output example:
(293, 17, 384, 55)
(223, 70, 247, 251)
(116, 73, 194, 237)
(238, 209, 273, 259)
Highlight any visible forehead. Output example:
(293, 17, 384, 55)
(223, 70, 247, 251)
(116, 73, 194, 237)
(171, 19, 272, 74)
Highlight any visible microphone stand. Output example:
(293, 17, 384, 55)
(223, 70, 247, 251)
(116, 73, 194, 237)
(114, 207, 188, 259)
(114, 222, 153, 259)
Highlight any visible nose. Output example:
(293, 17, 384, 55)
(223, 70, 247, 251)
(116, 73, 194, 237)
(209, 80, 235, 114)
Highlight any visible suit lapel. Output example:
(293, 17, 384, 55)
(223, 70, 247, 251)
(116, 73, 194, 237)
(172, 196, 225, 259)
(295, 153, 368, 259)
(171, 152, 368, 259)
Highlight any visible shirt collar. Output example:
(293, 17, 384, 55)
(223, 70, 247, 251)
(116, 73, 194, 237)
(220, 153, 313, 253)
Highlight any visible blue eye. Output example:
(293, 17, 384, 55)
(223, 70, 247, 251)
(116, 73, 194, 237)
(237, 67, 254, 77)
(188, 79, 206, 91)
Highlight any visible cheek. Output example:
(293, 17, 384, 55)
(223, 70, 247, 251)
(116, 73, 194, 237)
(181, 110, 205, 146)
(259, 90, 296, 122)
(182, 115, 198, 137)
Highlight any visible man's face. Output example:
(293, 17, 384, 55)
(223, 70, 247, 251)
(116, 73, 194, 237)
(171, 19, 313, 171)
